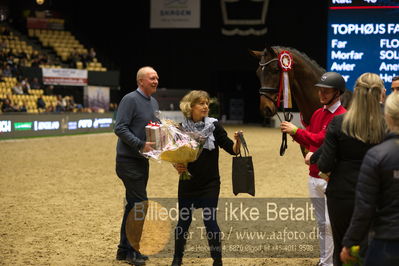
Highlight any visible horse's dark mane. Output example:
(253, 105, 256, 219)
(272, 46, 325, 74)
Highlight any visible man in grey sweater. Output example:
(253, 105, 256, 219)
(114, 66, 160, 265)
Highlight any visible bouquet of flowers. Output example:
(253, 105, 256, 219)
(142, 120, 205, 180)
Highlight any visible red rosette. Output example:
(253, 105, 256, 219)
(278, 50, 293, 72)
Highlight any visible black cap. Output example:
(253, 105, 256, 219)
(315, 72, 346, 95)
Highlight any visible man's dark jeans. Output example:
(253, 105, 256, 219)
(116, 159, 149, 253)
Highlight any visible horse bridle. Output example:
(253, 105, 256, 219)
(259, 58, 279, 102)
(258, 51, 293, 156)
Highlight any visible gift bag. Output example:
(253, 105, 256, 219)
(232, 132, 255, 196)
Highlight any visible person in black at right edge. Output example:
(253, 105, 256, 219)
(340, 91, 399, 266)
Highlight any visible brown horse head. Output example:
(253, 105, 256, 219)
(250, 46, 324, 125)
(250, 47, 281, 117)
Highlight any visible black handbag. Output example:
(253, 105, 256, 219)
(232, 132, 255, 196)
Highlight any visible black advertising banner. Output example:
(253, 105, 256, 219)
(0, 113, 114, 139)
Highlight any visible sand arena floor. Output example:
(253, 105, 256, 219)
(0, 125, 320, 266)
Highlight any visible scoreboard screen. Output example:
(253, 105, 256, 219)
(327, 0, 399, 92)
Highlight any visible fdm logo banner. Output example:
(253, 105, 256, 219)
(127, 198, 321, 258)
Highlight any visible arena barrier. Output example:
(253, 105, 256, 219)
(0, 111, 184, 140)
(0, 113, 115, 139)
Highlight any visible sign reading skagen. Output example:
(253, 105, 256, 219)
(33, 121, 60, 131)
(150, 0, 200, 29)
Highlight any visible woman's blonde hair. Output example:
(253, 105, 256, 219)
(179, 90, 210, 118)
(342, 72, 385, 144)
(385, 91, 399, 133)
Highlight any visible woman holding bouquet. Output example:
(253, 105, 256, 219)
(171, 90, 241, 266)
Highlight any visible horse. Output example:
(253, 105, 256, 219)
(250, 46, 352, 156)
(250, 46, 352, 127)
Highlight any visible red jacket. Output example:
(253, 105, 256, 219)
(293, 104, 346, 178)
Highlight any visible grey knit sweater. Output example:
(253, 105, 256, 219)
(114, 89, 159, 161)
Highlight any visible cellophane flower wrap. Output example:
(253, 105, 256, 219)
(142, 120, 205, 180)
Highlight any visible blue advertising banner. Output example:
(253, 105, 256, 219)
(327, 0, 399, 92)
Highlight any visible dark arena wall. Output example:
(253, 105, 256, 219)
(8, 0, 328, 123)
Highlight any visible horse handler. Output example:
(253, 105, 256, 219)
(280, 72, 347, 266)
